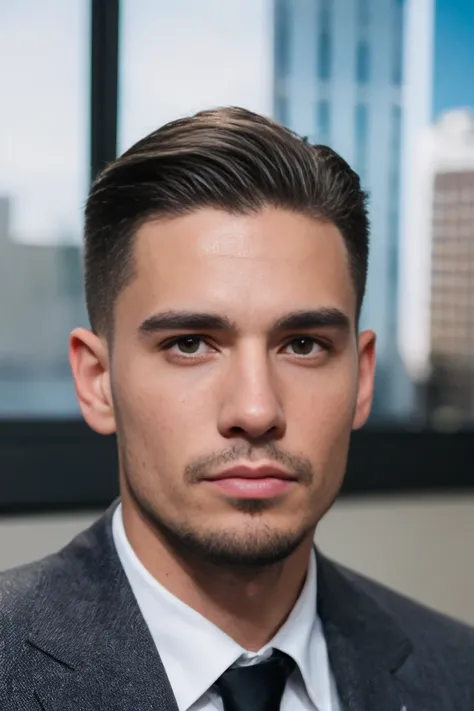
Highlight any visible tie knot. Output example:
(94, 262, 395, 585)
(213, 649, 296, 711)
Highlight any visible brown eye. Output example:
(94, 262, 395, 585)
(286, 338, 322, 356)
(175, 337, 202, 354)
(161, 335, 216, 360)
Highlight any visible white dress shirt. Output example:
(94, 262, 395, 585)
(112, 505, 341, 711)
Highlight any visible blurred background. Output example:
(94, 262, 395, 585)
(1, 0, 474, 623)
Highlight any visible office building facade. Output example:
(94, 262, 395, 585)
(427, 113, 474, 421)
(273, 0, 413, 416)
(0, 195, 87, 415)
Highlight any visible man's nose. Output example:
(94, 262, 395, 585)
(217, 349, 286, 441)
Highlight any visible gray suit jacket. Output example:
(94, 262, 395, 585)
(1, 502, 474, 711)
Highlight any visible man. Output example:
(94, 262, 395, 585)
(1, 107, 473, 711)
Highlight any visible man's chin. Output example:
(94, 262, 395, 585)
(167, 523, 309, 569)
(129, 486, 310, 568)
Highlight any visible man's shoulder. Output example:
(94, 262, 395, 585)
(317, 554, 474, 708)
(0, 514, 115, 695)
(1, 547, 66, 587)
(0, 550, 69, 631)
(3, 542, 474, 647)
(0, 512, 112, 635)
(336, 558, 474, 649)
(0, 551, 68, 692)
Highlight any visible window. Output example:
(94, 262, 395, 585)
(357, 0, 371, 26)
(319, 0, 331, 26)
(317, 31, 332, 81)
(58, 245, 84, 299)
(274, 0, 290, 79)
(354, 103, 369, 180)
(316, 0, 332, 82)
(316, 100, 331, 144)
(275, 95, 289, 126)
(388, 103, 401, 207)
(4, 0, 474, 515)
(0, 0, 89, 416)
(389, 105, 402, 199)
(119, 0, 270, 150)
(356, 40, 370, 83)
(388, 230, 399, 296)
(392, 0, 404, 84)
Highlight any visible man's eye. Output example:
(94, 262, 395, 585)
(284, 338, 323, 356)
(165, 336, 206, 355)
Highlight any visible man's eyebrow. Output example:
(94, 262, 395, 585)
(139, 311, 236, 334)
(139, 308, 351, 336)
(270, 309, 351, 334)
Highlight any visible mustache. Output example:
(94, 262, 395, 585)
(184, 442, 314, 486)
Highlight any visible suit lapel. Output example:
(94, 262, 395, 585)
(317, 552, 445, 711)
(321, 615, 409, 711)
(25, 503, 179, 711)
(20, 505, 449, 711)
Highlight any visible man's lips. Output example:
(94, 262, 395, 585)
(206, 465, 297, 481)
(203, 465, 297, 499)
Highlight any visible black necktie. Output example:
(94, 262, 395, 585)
(212, 649, 296, 711)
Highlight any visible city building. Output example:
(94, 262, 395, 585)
(273, 0, 432, 418)
(426, 111, 474, 421)
(0, 195, 86, 415)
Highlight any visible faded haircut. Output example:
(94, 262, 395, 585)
(84, 106, 369, 339)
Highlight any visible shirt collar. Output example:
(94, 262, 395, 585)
(113, 504, 333, 710)
(269, 545, 335, 709)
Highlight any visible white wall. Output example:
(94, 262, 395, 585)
(318, 494, 474, 625)
(1, 493, 473, 625)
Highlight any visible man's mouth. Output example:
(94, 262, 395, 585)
(203, 464, 297, 499)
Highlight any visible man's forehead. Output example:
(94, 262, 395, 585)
(119, 207, 357, 322)
(134, 207, 347, 261)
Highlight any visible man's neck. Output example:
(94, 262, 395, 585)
(121, 503, 315, 651)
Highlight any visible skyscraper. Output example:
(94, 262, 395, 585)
(273, 0, 424, 417)
(430, 167, 474, 420)
(402, 109, 474, 423)
(0, 194, 87, 415)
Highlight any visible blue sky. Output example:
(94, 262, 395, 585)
(433, 0, 474, 116)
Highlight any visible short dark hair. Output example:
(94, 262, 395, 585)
(84, 106, 369, 338)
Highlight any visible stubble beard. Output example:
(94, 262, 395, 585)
(120, 439, 318, 570)
(124, 470, 313, 570)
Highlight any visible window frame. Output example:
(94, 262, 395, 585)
(1, 0, 474, 515)
(2, 420, 474, 515)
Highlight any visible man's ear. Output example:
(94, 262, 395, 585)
(69, 327, 116, 435)
(352, 329, 376, 430)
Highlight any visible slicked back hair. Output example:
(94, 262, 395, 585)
(84, 107, 369, 339)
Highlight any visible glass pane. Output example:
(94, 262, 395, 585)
(316, 100, 331, 144)
(119, 0, 271, 150)
(0, 1, 89, 417)
(357, 0, 371, 26)
(120, 0, 474, 427)
(316, 0, 332, 81)
(354, 103, 369, 180)
(275, 0, 290, 79)
(399, 0, 474, 428)
(355, 41, 370, 84)
(317, 32, 332, 82)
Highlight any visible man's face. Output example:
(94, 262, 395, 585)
(73, 207, 375, 566)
